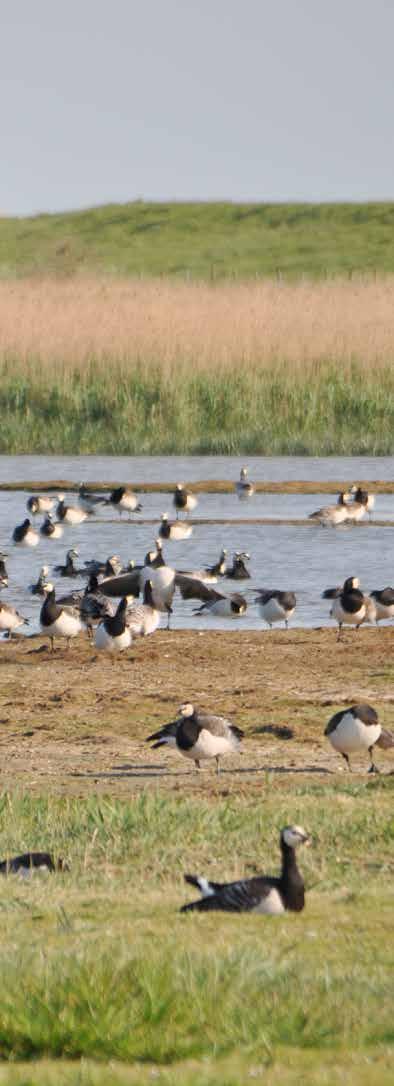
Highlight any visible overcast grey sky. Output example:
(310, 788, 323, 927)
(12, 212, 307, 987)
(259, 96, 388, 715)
(2, 0, 394, 215)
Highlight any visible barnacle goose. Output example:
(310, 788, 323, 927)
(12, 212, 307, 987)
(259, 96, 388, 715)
(30, 566, 53, 596)
(235, 467, 255, 500)
(173, 484, 198, 518)
(308, 491, 351, 527)
(0, 554, 8, 588)
(27, 495, 54, 515)
(40, 589, 84, 651)
(225, 552, 251, 580)
(369, 588, 394, 624)
(84, 554, 123, 578)
(78, 485, 107, 514)
(193, 589, 247, 618)
(159, 514, 193, 541)
(181, 825, 310, 914)
(126, 579, 160, 637)
(325, 704, 383, 772)
(350, 484, 374, 519)
(12, 518, 39, 547)
(330, 576, 367, 639)
(40, 513, 64, 539)
(54, 548, 83, 577)
(146, 702, 244, 773)
(0, 852, 67, 876)
(255, 589, 296, 629)
(0, 603, 29, 637)
(107, 487, 142, 517)
(56, 494, 87, 526)
(95, 597, 132, 655)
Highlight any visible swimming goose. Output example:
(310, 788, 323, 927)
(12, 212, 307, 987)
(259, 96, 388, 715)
(0, 602, 29, 637)
(0, 554, 8, 588)
(40, 513, 64, 539)
(126, 579, 160, 637)
(78, 485, 107, 514)
(308, 491, 351, 527)
(107, 487, 142, 517)
(225, 552, 251, 580)
(345, 487, 368, 523)
(30, 566, 53, 596)
(12, 518, 39, 547)
(146, 702, 244, 773)
(56, 494, 87, 526)
(369, 587, 394, 624)
(181, 825, 310, 914)
(84, 555, 123, 578)
(54, 548, 83, 577)
(325, 704, 382, 772)
(235, 467, 255, 500)
(27, 494, 54, 515)
(95, 597, 132, 655)
(173, 483, 198, 518)
(193, 589, 247, 618)
(206, 548, 227, 577)
(350, 485, 374, 519)
(330, 576, 367, 639)
(0, 852, 67, 876)
(159, 514, 193, 541)
(255, 589, 296, 629)
(40, 589, 84, 651)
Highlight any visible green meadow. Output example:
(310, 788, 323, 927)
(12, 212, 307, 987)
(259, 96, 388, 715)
(0, 785, 392, 1084)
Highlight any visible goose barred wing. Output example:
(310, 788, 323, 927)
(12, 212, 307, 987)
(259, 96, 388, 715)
(376, 727, 394, 749)
(194, 712, 243, 739)
(181, 875, 278, 913)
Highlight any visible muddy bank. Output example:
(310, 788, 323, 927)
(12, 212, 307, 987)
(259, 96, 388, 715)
(0, 480, 393, 494)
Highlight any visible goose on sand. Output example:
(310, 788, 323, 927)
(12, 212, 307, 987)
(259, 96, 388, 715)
(324, 704, 389, 772)
(107, 487, 142, 517)
(95, 597, 132, 655)
(12, 518, 39, 547)
(0, 852, 67, 875)
(159, 514, 193, 541)
(56, 494, 87, 526)
(146, 702, 244, 773)
(40, 589, 84, 650)
(173, 483, 198, 518)
(330, 576, 367, 639)
(235, 467, 255, 500)
(255, 589, 296, 629)
(27, 495, 54, 515)
(180, 825, 310, 914)
(40, 513, 64, 539)
(0, 602, 29, 637)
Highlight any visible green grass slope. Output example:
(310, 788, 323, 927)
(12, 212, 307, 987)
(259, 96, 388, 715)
(2, 201, 394, 279)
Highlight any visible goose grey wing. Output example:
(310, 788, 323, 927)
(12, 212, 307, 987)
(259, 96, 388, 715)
(176, 575, 222, 603)
(194, 712, 238, 738)
(100, 570, 141, 598)
(181, 875, 277, 913)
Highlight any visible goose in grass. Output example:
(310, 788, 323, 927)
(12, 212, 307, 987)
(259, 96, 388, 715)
(0, 852, 68, 876)
(12, 518, 39, 547)
(350, 484, 374, 519)
(181, 825, 310, 914)
(193, 589, 247, 618)
(308, 491, 351, 527)
(146, 702, 244, 774)
(40, 513, 64, 540)
(54, 548, 84, 578)
(40, 589, 84, 651)
(330, 576, 367, 640)
(173, 483, 198, 518)
(56, 494, 87, 526)
(0, 554, 8, 589)
(225, 552, 251, 580)
(107, 487, 142, 517)
(0, 602, 29, 637)
(27, 494, 54, 515)
(30, 566, 53, 596)
(324, 704, 393, 772)
(235, 467, 255, 501)
(95, 597, 132, 656)
(255, 589, 297, 629)
(369, 587, 394, 624)
(78, 485, 107, 515)
(159, 514, 193, 542)
(126, 579, 160, 637)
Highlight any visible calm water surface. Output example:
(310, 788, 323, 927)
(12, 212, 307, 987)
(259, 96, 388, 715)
(1, 456, 393, 634)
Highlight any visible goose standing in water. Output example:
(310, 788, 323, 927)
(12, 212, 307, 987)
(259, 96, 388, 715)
(40, 589, 84, 651)
(12, 518, 39, 547)
(159, 514, 193, 541)
(56, 494, 87, 526)
(205, 548, 227, 578)
(308, 491, 351, 527)
(255, 589, 296, 629)
(235, 467, 255, 500)
(324, 704, 389, 772)
(146, 702, 244, 773)
(30, 566, 53, 596)
(107, 487, 142, 517)
(27, 495, 54, 515)
(181, 825, 310, 914)
(330, 576, 367, 639)
(95, 597, 132, 656)
(173, 483, 198, 518)
(40, 513, 64, 540)
(0, 602, 29, 637)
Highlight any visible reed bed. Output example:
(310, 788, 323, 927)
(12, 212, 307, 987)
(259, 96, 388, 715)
(1, 277, 394, 453)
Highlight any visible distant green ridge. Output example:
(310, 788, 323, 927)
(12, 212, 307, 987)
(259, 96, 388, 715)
(2, 200, 394, 279)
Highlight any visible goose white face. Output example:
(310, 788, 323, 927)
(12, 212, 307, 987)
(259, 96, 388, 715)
(179, 702, 194, 718)
(282, 825, 309, 848)
(57, 493, 65, 501)
(161, 513, 169, 521)
(351, 577, 360, 589)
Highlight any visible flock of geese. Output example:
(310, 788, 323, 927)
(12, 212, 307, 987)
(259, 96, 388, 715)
(0, 468, 393, 911)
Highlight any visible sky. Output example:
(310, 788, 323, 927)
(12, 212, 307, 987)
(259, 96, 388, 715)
(2, 0, 394, 215)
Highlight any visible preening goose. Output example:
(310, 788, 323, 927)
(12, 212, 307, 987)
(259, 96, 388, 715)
(107, 487, 142, 517)
(181, 825, 310, 914)
(0, 602, 29, 637)
(12, 519, 39, 547)
(146, 702, 244, 773)
(40, 513, 64, 539)
(159, 514, 193, 541)
(173, 483, 198, 518)
(308, 491, 351, 527)
(56, 494, 87, 526)
(325, 704, 382, 772)
(255, 589, 296, 629)
(27, 495, 54, 515)
(94, 596, 132, 655)
(40, 589, 84, 651)
(0, 852, 67, 876)
(235, 467, 255, 500)
(330, 576, 367, 639)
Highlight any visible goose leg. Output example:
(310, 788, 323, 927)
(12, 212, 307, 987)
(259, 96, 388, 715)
(368, 746, 379, 774)
(50, 637, 55, 653)
(194, 759, 201, 772)
(215, 756, 220, 775)
(336, 624, 343, 642)
(342, 752, 351, 771)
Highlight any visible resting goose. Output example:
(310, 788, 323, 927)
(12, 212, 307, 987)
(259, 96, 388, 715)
(40, 513, 64, 539)
(27, 495, 54, 515)
(0, 554, 8, 588)
(0, 852, 67, 876)
(255, 589, 296, 629)
(30, 566, 53, 596)
(40, 589, 84, 651)
(181, 825, 310, 914)
(12, 518, 39, 547)
(369, 587, 394, 624)
(78, 485, 106, 514)
(54, 548, 83, 577)
(308, 491, 351, 527)
(146, 702, 243, 773)
(225, 552, 251, 580)
(56, 494, 87, 526)
(159, 514, 193, 541)
(330, 576, 367, 639)
(350, 485, 374, 519)
(126, 579, 160, 637)
(193, 590, 247, 618)
(107, 487, 142, 517)
(325, 704, 382, 772)
(0, 602, 29, 637)
(95, 597, 132, 655)
(235, 467, 255, 500)
(173, 483, 198, 518)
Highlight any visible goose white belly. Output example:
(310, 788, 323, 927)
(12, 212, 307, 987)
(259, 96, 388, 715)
(0, 611, 22, 631)
(346, 504, 366, 522)
(181, 729, 235, 760)
(258, 598, 294, 624)
(43, 612, 82, 638)
(43, 523, 63, 539)
(374, 600, 394, 621)
(18, 530, 39, 547)
(331, 599, 366, 625)
(63, 509, 86, 525)
(236, 484, 254, 501)
(251, 888, 285, 915)
(95, 624, 131, 652)
(169, 523, 192, 540)
(127, 606, 160, 636)
(209, 599, 244, 617)
(329, 713, 381, 754)
(141, 567, 175, 610)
